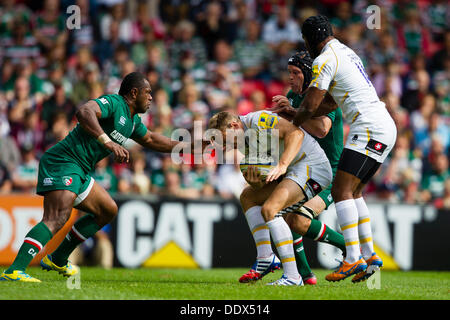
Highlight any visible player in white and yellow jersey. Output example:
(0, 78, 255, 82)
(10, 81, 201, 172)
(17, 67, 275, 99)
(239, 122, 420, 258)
(292, 15, 397, 282)
(208, 110, 332, 285)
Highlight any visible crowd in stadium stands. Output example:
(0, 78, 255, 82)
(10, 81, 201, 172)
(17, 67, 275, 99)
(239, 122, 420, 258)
(0, 0, 448, 209)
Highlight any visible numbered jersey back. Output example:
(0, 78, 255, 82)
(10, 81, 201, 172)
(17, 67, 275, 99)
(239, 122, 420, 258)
(309, 38, 385, 121)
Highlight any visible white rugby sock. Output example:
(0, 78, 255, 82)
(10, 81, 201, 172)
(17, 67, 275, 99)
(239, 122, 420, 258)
(244, 206, 273, 259)
(267, 217, 300, 280)
(335, 199, 361, 264)
(354, 197, 374, 260)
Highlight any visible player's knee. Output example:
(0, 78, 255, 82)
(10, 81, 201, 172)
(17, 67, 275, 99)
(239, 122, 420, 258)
(42, 208, 72, 234)
(239, 187, 257, 212)
(103, 200, 118, 221)
(331, 185, 353, 203)
(261, 202, 278, 222)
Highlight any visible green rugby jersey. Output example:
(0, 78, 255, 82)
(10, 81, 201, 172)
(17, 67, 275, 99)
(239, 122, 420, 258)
(287, 90, 344, 169)
(45, 94, 148, 177)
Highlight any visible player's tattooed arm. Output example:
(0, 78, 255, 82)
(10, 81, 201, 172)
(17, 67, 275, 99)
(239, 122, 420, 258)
(293, 87, 328, 127)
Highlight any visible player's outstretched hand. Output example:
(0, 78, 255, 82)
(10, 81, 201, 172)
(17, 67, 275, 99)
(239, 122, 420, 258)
(265, 163, 287, 183)
(104, 141, 130, 163)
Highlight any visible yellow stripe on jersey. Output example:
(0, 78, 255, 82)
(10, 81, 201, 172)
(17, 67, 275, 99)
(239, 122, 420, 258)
(291, 152, 306, 166)
(329, 44, 339, 80)
(340, 92, 349, 104)
(351, 112, 360, 123)
(366, 128, 371, 155)
(303, 165, 310, 190)
(310, 59, 330, 87)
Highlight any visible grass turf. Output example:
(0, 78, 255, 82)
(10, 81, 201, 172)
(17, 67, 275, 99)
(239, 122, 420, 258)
(0, 267, 449, 300)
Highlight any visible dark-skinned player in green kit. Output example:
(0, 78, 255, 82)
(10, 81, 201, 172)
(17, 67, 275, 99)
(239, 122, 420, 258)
(0, 72, 205, 282)
(272, 52, 346, 284)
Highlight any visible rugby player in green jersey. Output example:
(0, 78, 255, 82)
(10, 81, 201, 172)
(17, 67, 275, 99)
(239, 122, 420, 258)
(0, 72, 202, 282)
(239, 52, 346, 285)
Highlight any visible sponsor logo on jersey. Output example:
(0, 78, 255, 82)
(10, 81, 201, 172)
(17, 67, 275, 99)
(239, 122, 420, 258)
(258, 112, 278, 129)
(99, 97, 109, 105)
(43, 177, 53, 186)
(365, 139, 387, 156)
(110, 130, 128, 145)
(306, 178, 322, 196)
(62, 176, 73, 186)
(119, 116, 126, 126)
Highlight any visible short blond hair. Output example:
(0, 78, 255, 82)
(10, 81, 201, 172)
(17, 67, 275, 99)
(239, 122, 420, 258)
(208, 111, 239, 131)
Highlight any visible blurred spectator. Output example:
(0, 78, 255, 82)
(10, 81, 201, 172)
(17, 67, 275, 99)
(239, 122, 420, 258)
(131, 0, 165, 42)
(423, 0, 449, 43)
(11, 144, 38, 193)
(0, 161, 12, 194)
(402, 59, 430, 112)
(10, 108, 43, 154)
(196, 1, 230, 60)
(67, 0, 98, 55)
(131, 25, 167, 69)
(7, 76, 38, 129)
(396, 6, 432, 60)
(233, 20, 271, 80)
(172, 83, 209, 130)
(430, 30, 450, 73)
(414, 111, 449, 157)
(262, 5, 301, 51)
(41, 82, 76, 131)
(129, 150, 151, 194)
(91, 157, 118, 194)
(3, 59, 45, 103)
(0, 15, 40, 65)
(432, 56, 450, 116)
(32, 0, 68, 56)
(237, 89, 267, 115)
(169, 20, 207, 70)
(330, 1, 362, 41)
(420, 153, 449, 204)
(43, 110, 70, 150)
(383, 134, 423, 203)
(100, 1, 133, 44)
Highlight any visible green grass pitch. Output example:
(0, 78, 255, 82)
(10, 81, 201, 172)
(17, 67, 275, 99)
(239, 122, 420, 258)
(1, 267, 449, 300)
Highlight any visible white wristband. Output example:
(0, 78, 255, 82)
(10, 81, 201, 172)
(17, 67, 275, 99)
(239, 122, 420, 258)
(97, 133, 112, 144)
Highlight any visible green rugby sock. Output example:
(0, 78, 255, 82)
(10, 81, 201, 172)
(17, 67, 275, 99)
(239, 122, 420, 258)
(6, 222, 53, 273)
(292, 232, 312, 278)
(305, 219, 346, 254)
(51, 213, 102, 267)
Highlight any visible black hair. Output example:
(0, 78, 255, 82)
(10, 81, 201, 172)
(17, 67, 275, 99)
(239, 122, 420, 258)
(119, 72, 147, 96)
(301, 15, 333, 49)
(288, 51, 313, 92)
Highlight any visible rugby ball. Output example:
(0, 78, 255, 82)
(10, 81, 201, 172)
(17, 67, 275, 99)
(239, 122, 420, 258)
(239, 156, 275, 180)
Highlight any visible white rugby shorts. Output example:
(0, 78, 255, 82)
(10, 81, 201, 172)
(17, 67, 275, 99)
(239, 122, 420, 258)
(285, 159, 332, 201)
(345, 110, 397, 163)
